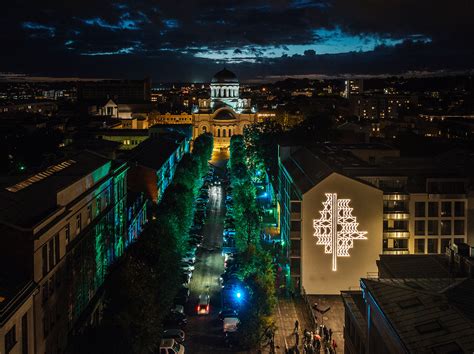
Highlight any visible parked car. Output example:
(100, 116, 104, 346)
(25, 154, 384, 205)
(171, 304, 184, 315)
(163, 313, 187, 329)
(218, 309, 238, 321)
(196, 294, 210, 315)
(159, 339, 185, 354)
(162, 329, 186, 344)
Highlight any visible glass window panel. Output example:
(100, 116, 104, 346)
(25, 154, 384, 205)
(454, 220, 465, 235)
(441, 201, 452, 217)
(415, 202, 425, 217)
(415, 220, 425, 235)
(454, 201, 465, 217)
(427, 220, 438, 235)
(440, 220, 452, 235)
(415, 239, 425, 253)
(427, 239, 439, 253)
(428, 202, 438, 217)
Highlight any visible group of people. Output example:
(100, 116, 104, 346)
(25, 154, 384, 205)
(288, 320, 338, 353)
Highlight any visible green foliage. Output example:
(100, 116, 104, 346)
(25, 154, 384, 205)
(192, 132, 213, 176)
(236, 247, 277, 349)
(73, 134, 215, 354)
(228, 135, 277, 350)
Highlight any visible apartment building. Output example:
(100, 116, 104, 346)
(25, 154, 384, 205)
(0, 151, 128, 354)
(278, 144, 474, 294)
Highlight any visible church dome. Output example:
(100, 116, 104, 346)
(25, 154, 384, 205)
(211, 68, 238, 83)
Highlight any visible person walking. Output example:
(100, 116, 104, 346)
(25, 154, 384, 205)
(328, 328, 332, 341)
(332, 339, 337, 352)
(294, 319, 299, 333)
(295, 331, 300, 347)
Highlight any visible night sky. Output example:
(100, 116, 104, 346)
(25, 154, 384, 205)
(1, 0, 473, 82)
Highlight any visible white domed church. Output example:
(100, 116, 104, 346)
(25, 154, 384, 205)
(192, 68, 257, 150)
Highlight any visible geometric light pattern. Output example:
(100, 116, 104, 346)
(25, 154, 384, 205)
(313, 193, 367, 271)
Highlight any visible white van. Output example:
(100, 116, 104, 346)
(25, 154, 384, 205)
(223, 317, 239, 333)
(159, 338, 185, 354)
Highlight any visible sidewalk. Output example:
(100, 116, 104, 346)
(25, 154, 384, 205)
(271, 297, 313, 353)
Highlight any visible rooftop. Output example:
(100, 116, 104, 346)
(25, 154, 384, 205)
(126, 133, 185, 170)
(0, 150, 111, 228)
(362, 277, 474, 353)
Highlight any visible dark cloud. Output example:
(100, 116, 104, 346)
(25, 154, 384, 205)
(0, 0, 473, 81)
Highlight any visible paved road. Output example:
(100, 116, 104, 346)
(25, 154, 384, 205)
(185, 185, 230, 353)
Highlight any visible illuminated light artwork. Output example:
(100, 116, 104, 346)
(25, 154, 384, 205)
(313, 193, 367, 271)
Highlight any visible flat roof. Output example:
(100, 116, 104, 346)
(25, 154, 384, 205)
(0, 151, 111, 228)
(362, 278, 474, 353)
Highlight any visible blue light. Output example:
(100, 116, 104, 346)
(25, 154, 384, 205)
(236, 292, 241, 299)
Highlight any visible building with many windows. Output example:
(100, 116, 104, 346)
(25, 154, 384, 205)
(0, 151, 128, 354)
(278, 144, 474, 294)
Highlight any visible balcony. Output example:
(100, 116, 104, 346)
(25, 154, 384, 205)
(383, 210, 410, 220)
(290, 230, 301, 239)
(383, 193, 409, 201)
(383, 230, 410, 238)
(383, 248, 409, 255)
(290, 212, 301, 220)
(290, 249, 301, 257)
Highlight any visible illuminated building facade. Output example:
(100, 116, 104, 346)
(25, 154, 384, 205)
(278, 144, 474, 294)
(126, 133, 190, 203)
(0, 152, 129, 354)
(192, 69, 257, 150)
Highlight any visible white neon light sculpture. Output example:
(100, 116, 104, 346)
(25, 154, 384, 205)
(313, 193, 367, 271)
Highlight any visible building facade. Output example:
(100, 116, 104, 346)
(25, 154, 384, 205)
(278, 144, 474, 294)
(0, 152, 129, 354)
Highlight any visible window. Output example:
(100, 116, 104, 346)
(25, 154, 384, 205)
(454, 201, 465, 217)
(393, 239, 408, 249)
(42, 282, 48, 303)
(454, 238, 464, 245)
(217, 129, 220, 137)
(440, 239, 451, 253)
(5, 325, 16, 353)
(454, 220, 465, 235)
(427, 239, 438, 253)
(441, 201, 452, 217)
(415, 202, 425, 217)
(43, 316, 49, 338)
(415, 320, 443, 334)
(21, 313, 28, 354)
(290, 202, 301, 213)
(76, 214, 82, 234)
(415, 220, 425, 235)
(42, 245, 48, 277)
(87, 205, 92, 223)
(440, 220, 451, 235)
(54, 234, 59, 265)
(48, 239, 54, 270)
(427, 220, 438, 235)
(223, 129, 226, 137)
(290, 220, 301, 231)
(228, 128, 232, 137)
(65, 223, 70, 244)
(415, 239, 425, 253)
(428, 202, 438, 217)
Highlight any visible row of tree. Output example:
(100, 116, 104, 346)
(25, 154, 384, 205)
(71, 133, 214, 354)
(228, 135, 277, 350)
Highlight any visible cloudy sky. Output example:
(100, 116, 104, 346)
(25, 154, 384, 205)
(1, 0, 473, 82)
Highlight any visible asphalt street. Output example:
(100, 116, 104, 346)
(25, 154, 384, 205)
(184, 184, 232, 353)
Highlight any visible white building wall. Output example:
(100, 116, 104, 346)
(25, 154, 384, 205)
(301, 173, 383, 294)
